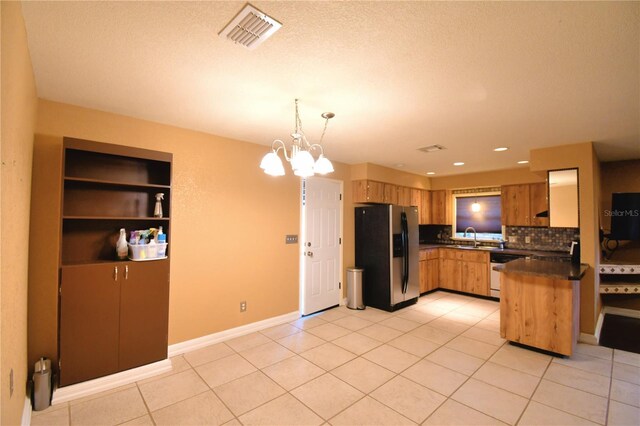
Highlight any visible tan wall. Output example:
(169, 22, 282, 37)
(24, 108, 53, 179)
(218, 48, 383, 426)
(29, 100, 354, 369)
(430, 167, 545, 190)
(1, 2, 39, 424)
(352, 163, 431, 189)
(550, 184, 579, 227)
(530, 142, 601, 334)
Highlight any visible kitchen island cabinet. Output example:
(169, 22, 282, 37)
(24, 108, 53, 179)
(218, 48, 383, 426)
(498, 259, 587, 356)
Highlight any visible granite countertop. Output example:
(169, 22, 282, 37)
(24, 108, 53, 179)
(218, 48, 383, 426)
(493, 258, 589, 280)
(418, 244, 571, 259)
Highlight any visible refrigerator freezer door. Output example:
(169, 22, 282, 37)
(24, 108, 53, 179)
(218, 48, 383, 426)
(404, 206, 420, 300)
(390, 205, 405, 306)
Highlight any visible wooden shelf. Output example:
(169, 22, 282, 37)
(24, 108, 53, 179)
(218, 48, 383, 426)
(64, 176, 171, 189)
(63, 216, 170, 221)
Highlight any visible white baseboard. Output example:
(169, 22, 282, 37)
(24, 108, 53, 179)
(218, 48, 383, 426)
(341, 297, 347, 306)
(168, 310, 300, 357)
(579, 308, 605, 345)
(21, 395, 32, 426)
(52, 359, 171, 405)
(603, 305, 640, 319)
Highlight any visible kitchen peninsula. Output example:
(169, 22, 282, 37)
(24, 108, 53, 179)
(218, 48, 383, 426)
(496, 259, 588, 356)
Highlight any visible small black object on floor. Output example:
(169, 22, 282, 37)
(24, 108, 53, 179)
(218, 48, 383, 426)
(599, 313, 640, 354)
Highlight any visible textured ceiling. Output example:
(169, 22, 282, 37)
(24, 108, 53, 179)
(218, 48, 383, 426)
(21, 1, 640, 176)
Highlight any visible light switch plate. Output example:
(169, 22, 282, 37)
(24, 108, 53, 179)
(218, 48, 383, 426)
(285, 235, 298, 244)
(525, 236, 531, 244)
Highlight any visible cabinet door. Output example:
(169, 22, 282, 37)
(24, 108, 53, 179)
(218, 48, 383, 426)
(426, 258, 440, 292)
(398, 187, 412, 206)
(367, 181, 385, 203)
(352, 180, 369, 203)
(462, 261, 489, 296)
(119, 260, 170, 370)
(411, 188, 422, 212)
(383, 184, 398, 205)
(430, 190, 451, 224)
(501, 184, 530, 226)
(59, 264, 121, 386)
(420, 190, 431, 224)
(439, 257, 461, 291)
(529, 182, 549, 227)
(419, 260, 428, 293)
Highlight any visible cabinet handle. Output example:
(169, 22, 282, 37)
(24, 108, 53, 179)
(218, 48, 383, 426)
(125, 265, 129, 280)
(114, 266, 118, 281)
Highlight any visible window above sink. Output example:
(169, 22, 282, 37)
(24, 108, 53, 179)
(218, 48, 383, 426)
(452, 191, 504, 243)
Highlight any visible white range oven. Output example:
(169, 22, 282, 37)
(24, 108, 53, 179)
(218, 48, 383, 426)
(489, 252, 530, 298)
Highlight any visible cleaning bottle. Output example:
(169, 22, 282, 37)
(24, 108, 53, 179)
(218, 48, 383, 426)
(154, 193, 164, 218)
(157, 226, 167, 257)
(116, 228, 128, 260)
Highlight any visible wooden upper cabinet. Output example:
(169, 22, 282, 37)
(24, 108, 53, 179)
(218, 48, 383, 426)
(383, 183, 398, 205)
(501, 183, 548, 227)
(420, 190, 431, 225)
(352, 180, 384, 203)
(501, 184, 530, 226)
(398, 186, 412, 207)
(430, 190, 452, 225)
(529, 182, 549, 227)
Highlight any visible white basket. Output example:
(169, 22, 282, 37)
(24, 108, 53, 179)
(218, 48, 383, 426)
(128, 242, 167, 261)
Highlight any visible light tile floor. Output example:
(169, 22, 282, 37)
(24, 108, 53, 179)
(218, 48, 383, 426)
(32, 291, 640, 425)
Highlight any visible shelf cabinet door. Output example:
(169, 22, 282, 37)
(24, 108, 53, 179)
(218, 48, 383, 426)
(529, 182, 549, 227)
(383, 184, 398, 205)
(119, 260, 170, 371)
(352, 180, 384, 203)
(439, 251, 461, 291)
(420, 190, 431, 224)
(419, 260, 428, 293)
(59, 263, 121, 386)
(501, 184, 530, 226)
(426, 258, 439, 292)
(430, 190, 451, 224)
(397, 186, 412, 206)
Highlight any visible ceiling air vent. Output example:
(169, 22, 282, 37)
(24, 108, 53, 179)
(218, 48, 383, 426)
(219, 4, 282, 50)
(418, 145, 446, 153)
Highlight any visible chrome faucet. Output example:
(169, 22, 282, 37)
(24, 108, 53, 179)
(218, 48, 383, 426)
(464, 227, 478, 247)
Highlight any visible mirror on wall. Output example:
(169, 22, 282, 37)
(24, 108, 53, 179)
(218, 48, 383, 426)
(548, 169, 579, 228)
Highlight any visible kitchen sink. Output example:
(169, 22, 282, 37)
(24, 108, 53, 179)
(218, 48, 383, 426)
(446, 244, 497, 251)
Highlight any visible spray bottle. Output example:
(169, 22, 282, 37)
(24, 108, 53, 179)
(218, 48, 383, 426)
(154, 193, 164, 218)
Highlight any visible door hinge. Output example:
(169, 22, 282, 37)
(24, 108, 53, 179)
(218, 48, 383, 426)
(339, 282, 342, 289)
(58, 360, 61, 371)
(59, 286, 62, 296)
(339, 237, 342, 245)
(340, 193, 342, 201)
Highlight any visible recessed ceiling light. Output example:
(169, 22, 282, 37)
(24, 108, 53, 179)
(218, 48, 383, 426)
(453, 162, 464, 166)
(426, 172, 435, 175)
(517, 160, 529, 164)
(494, 147, 509, 152)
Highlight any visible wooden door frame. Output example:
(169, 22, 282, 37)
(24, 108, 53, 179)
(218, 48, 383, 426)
(299, 177, 344, 316)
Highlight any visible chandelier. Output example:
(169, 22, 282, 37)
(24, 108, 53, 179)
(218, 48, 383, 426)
(260, 99, 335, 177)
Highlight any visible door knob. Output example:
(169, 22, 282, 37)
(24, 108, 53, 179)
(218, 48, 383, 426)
(307, 251, 313, 257)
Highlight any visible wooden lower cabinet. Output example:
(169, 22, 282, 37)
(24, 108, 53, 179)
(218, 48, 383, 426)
(436, 249, 489, 296)
(59, 260, 170, 386)
(419, 249, 439, 293)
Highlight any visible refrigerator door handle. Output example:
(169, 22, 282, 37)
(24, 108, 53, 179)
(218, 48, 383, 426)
(401, 211, 409, 293)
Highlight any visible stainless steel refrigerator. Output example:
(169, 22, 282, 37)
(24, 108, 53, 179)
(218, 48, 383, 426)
(355, 204, 420, 312)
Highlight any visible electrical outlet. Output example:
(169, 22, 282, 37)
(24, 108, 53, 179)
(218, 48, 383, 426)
(525, 236, 531, 244)
(508, 236, 517, 243)
(285, 235, 298, 244)
(240, 301, 247, 312)
(9, 368, 14, 397)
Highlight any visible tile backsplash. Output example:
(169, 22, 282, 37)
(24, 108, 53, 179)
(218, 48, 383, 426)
(420, 224, 579, 252)
(505, 226, 580, 252)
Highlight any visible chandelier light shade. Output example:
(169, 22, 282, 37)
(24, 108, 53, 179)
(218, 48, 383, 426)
(260, 99, 335, 177)
(471, 201, 481, 212)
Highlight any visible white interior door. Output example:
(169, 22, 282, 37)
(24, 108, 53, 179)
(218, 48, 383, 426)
(300, 177, 342, 316)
